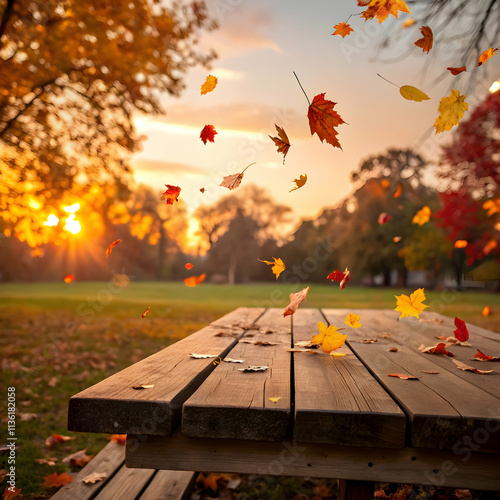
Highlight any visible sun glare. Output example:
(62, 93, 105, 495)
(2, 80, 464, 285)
(63, 203, 81, 214)
(43, 214, 59, 227)
(489, 80, 500, 93)
(64, 214, 82, 234)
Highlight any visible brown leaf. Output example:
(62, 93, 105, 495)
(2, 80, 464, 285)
(473, 349, 500, 361)
(141, 307, 150, 318)
(219, 163, 255, 190)
(418, 343, 455, 357)
(421, 370, 439, 374)
(452, 359, 494, 374)
(269, 124, 291, 163)
(388, 373, 420, 380)
(414, 26, 433, 53)
(388, 347, 399, 352)
(447, 66, 467, 75)
(359, 338, 377, 344)
(105, 239, 122, 258)
(82, 472, 108, 484)
(283, 286, 310, 317)
(308, 93, 346, 149)
(45, 434, 74, 447)
(35, 457, 58, 466)
(132, 384, 155, 390)
(42, 472, 74, 488)
(62, 449, 94, 468)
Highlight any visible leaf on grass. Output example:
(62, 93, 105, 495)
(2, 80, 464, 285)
(360, 0, 410, 23)
(190, 353, 217, 359)
(105, 239, 122, 257)
(400, 85, 430, 102)
(421, 370, 439, 374)
(141, 307, 150, 319)
(289, 174, 307, 192)
(332, 22, 354, 37)
(418, 343, 455, 357)
(412, 205, 431, 225)
(269, 397, 282, 403)
(237, 366, 269, 372)
(269, 124, 291, 162)
(184, 273, 206, 287)
(395, 288, 428, 318)
(223, 357, 244, 363)
(447, 66, 466, 75)
(3, 486, 22, 500)
(19, 412, 38, 421)
(201, 75, 218, 95)
(220, 163, 255, 190)
(283, 286, 309, 317)
(132, 384, 155, 390)
(378, 212, 392, 224)
(35, 457, 58, 466)
(454, 316, 469, 342)
(200, 124, 217, 144)
(388, 373, 420, 380)
(477, 47, 498, 66)
(434, 89, 468, 133)
(473, 349, 500, 361)
(160, 185, 181, 205)
(62, 449, 94, 468)
(259, 257, 286, 279)
(312, 321, 347, 354)
(388, 347, 399, 352)
(63, 274, 75, 284)
(45, 434, 74, 447)
(82, 472, 108, 484)
(327, 267, 350, 290)
(452, 359, 494, 374)
(185, 262, 193, 270)
(414, 26, 433, 53)
(43, 472, 74, 488)
(109, 434, 127, 445)
(308, 93, 346, 149)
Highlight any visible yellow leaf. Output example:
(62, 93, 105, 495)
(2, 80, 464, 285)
(312, 321, 347, 354)
(345, 312, 361, 328)
(394, 288, 429, 319)
(330, 352, 346, 357)
(361, 0, 410, 23)
(412, 205, 431, 226)
(201, 75, 218, 95)
(332, 22, 354, 37)
(289, 174, 307, 192)
(258, 257, 285, 279)
(434, 89, 468, 133)
(400, 85, 430, 102)
(269, 397, 281, 403)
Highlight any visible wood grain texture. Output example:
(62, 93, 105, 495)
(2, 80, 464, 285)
(292, 309, 406, 448)
(93, 465, 155, 500)
(338, 480, 374, 500)
(68, 308, 265, 435)
(126, 432, 500, 491)
(182, 308, 292, 441)
(139, 470, 197, 500)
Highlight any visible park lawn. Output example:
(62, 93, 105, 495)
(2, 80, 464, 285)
(0, 281, 498, 499)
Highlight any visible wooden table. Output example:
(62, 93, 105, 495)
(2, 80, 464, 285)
(68, 308, 500, 498)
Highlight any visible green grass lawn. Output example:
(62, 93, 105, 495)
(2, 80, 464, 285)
(0, 281, 498, 499)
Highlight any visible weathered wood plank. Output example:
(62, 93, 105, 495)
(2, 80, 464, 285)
(93, 465, 155, 500)
(182, 309, 292, 441)
(126, 432, 500, 491)
(68, 307, 265, 435)
(139, 470, 197, 500)
(292, 309, 406, 448)
(50, 441, 125, 500)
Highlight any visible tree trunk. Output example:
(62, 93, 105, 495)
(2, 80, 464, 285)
(227, 253, 237, 285)
(157, 224, 167, 280)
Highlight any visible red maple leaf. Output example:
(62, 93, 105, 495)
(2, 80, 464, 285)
(326, 267, 350, 290)
(200, 124, 217, 144)
(307, 93, 345, 149)
(159, 185, 181, 205)
(447, 66, 467, 75)
(42, 472, 74, 488)
(453, 316, 469, 342)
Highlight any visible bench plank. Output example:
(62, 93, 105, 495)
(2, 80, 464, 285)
(139, 470, 196, 500)
(182, 308, 292, 441)
(93, 465, 155, 500)
(68, 307, 265, 435)
(293, 309, 406, 448)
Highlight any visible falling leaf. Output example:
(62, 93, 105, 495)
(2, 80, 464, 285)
(434, 89, 468, 133)
(42, 472, 74, 488)
(200, 124, 217, 144)
(259, 257, 286, 279)
(35, 457, 57, 466)
(82, 472, 107, 484)
(237, 366, 269, 372)
(62, 449, 94, 468)
(159, 185, 181, 205)
(378, 212, 392, 224)
(63, 274, 75, 284)
(269, 397, 282, 403)
(380, 178, 390, 189)
(220, 162, 255, 190)
(132, 384, 155, 390)
(141, 307, 150, 319)
(393, 236, 402, 243)
(308, 92, 346, 149)
(388, 347, 399, 352)
(473, 349, 500, 361)
(185, 262, 193, 270)
(453, 316, 469, 342)
(269, 124, 291, 163)
(394, 184, 402, 198)
(45, 434, 74, 447)
(360, 0, 410, 23)
(289, 174, 307, 192)
(184, 273, 206, 287)
(112, 274, 130, 287)
(395, 288, 428, 318)
(483, 239, 498, 255)
(477, 47, 498, 66)
(482, 306, 491, 317)
(414, 26, 433, 53)
(327, 267, 350, 290)
(200, 188, 206, 193)
(418, 343, 455, 357)
(454, 240, 468, 248)
(345, 312, 361, 328)
(421, 370, 439, 374)
(312, 321, 347, 354)
(332, 22, 354, 37)
(109, 434, 126, 445)
(105, 239, 122, 257)
(201, 75, 218, 95)
(283, 286, 310, 317)
(447, 66, 467, 75)
(400, 85, 430, 102)
(223, 357, 244, 363)
(401, 18, 415, 28)
(190, 353, 217, 359)
(388, 373, 420, 380)
(412, 206, 431, 225)
(452, 359, 494, 374)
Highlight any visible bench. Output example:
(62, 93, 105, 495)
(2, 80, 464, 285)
(67, 307, 500, 499)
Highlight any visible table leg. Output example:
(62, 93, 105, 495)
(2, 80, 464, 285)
(338, 479, 374, 500)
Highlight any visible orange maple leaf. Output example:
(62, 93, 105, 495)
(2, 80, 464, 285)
(283, 286, 310, 317)
(477, 47, 498, 67)
(159, 185, 181, 205)
(360, 0, 410, 23)
(184, 273, 206, 287)
(332, 22, 354, 37)
(105, 239, 122, 258)
(269, 124, 291, 163)
(219, 163, 255, 190)
(63, 274, 75, 283)
(308, 93, 346, 149)
(42, 472, 74, 488)
(447, 66, 466, 75)
(200, 124, 217, 144)
(414, 26, 433, 54)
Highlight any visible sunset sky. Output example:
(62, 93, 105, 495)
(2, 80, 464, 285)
(131, 0, 499, 232)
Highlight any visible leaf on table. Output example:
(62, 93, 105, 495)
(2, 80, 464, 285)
(312, 321, 347, 354)
(327, 267, 350, 290)
(184, 273, 206, 287)
(109, 434, 127, 445)
(473, 349, 500, 361)
(452, 359, 494, 374)
(418, 343, 455, 357)
(42, 472, 74, 488)
(345, 312, 361, 328)
(412, 205, 431, 225)
(185, 262, 194, 270)
(394, 288, 428, 318)
(190, 353, 218, 359)
(159, 184, 181, 205)
(477, 47, 498, 66)
(63, 274, 75, 284)
(286, 348, 320, 353)
(248, 340, 279, 346)
(377, 332, 391, 338)
(388, 373, 420, 380)
(447, 66, 467, 75)
(332, 22, 354, 37)
(82, 472, 108, 484)
(434, 89, 468, 133)
(62, 449, 94, 468)
(201, 75, 218, 95)
(421, 370, 439, 374)
(220, 162, 255, 190)
(359, 338, 377, 343)
(289, 174, 307, 192)
(269, 397, 282, 403)
(388, 347, 399, 352)
(132, 384, 155, 390)
(283, 286, 310, 317)
(200, 124, 217, 144)
(269, 124, 291, 163)
(259, 257, 286, 279)
(223, 357, 244, 363)
(482, 306, 491, 316)
(360, 0, 410, 23)
(294, 340, 318, 348)
(414, 26, 433, 53)
(105, 239, 122, 257)
(308, 92, 346, 149)
(436, 335, 471, 346)
(330, 352, 347, 357)
(399, 85, 430, 102)
(453, 316, 470, 342)
(45, 434, 74, 447)
(35, 457, 57, 466)
(378, 212, 392, 224)
(141, 307, 150, 319)
(238, 366, 269, 372)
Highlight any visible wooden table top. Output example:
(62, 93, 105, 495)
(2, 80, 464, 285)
(68, 307, 500, 452)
